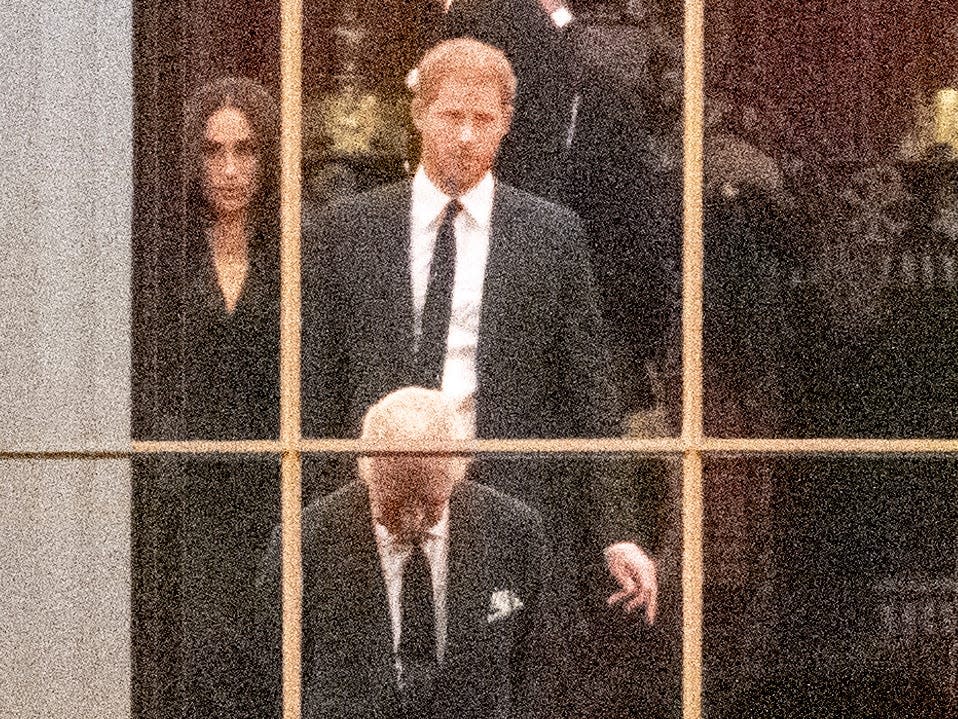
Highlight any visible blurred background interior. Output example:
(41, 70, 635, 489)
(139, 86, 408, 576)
(129, 1, 957, 717)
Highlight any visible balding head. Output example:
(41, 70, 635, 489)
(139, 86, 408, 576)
(359, 387, 469, 541)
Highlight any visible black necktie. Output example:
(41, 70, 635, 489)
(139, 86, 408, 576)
(399, 542, 436, 665)
(398, 542, 438, 715)
(416, 200, 460, 388)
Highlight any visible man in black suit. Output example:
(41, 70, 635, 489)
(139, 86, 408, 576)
(302, 36, 657, 662)
(258, 387, 555, 718)
(432, 1, 682, 417)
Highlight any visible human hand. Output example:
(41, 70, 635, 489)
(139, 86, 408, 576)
(604, 541, 658, 623)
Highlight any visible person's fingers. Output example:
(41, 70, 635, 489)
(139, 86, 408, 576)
(607, 570, 637, 605)
(624, 589, 647, 614)
(607, 548, 663, 618)
(643, 567, 659, 623)
(619, 566, 659, 620)
(645, 585, 657, 624)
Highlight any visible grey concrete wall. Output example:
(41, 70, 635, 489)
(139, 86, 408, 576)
(0, 2, 132, 717)
(0, 1, 132, 452)
(0, 460, 130, 719)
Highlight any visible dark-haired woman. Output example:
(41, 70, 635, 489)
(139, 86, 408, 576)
(133, 78, 281, 719)
(178, 76, 281, 439)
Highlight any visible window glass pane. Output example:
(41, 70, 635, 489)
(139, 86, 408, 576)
(1, 459, 130, 717)
(132, 1, 281, 440)
(299, 3, 682, 439)
(131, 455, 281, 718)
(704, 1, 958, 437)
(0, 1, 131, 451)
(286, 451, 681, 718)
(704, 455, 957, 716)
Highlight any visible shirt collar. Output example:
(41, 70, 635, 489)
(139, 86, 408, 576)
(411, 166, 495, 232)
(373, 502, 451, 547)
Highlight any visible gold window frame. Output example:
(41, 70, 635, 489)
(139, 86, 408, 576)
(5, 2, 958, 718)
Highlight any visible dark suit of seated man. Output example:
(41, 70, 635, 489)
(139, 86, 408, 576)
(256, 387, 556, 719)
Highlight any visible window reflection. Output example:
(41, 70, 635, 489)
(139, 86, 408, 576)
(705, 2, 958, 437)
(704, 456, 957, 717)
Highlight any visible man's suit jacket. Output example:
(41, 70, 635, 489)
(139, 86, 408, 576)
(256, 479, 556, 719)
(301, 180, 646, 586)
(302, 179, 618, 440)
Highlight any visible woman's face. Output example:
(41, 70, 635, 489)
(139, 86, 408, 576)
(202, 105, 259, 219)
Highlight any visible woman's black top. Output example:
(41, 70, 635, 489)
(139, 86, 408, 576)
(176, 223, 280, 439)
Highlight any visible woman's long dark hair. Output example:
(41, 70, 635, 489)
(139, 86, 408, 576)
(183, 77, 279, 231)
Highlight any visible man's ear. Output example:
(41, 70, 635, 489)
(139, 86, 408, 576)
(501, 104, 514, 135)
(411, 96, 426, 132)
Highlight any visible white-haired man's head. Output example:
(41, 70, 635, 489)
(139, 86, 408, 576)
(358, 387, 469, 541)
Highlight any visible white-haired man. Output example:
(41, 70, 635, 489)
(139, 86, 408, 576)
(258, 387, 555, 719)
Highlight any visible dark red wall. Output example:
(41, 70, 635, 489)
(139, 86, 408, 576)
(708, 0, 958, 160)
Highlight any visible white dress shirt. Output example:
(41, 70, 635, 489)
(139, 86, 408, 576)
(373, 504, 451, 662)
(409, 167, 493, 436)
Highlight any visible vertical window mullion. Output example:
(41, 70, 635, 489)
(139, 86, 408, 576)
(682, 1, 706, 718)
(279, 1, 304, 718)
(681, 449, 704, 719)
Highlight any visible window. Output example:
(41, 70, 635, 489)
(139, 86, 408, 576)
(5, 1, 956, 717)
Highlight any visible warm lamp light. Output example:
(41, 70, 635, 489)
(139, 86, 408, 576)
(933, 87, 958, 148)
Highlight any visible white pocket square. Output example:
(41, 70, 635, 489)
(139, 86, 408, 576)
(486, 588, 524, 624)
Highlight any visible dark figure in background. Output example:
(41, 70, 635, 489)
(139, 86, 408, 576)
(257, 388, 557, 719)
(302, 38, 659, 718)
(563, 17, 684, 418)
(703, 184, 791, 437)
(176, 76, 281, 440)
(698, 182, 793, 716)
(131, 78, 281, 719)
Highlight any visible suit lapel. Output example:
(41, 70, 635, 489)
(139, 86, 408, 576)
(478, 183, 516, 357)
(334, 484, 394, 671)
(444, 482, 490, 658)
(388, 181, 415, 349)
(351, 183, 418, 420)
(375, 182, 417, 380)
(475, 184, 529, 436)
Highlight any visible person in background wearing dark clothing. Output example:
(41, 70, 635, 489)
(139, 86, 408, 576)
(563, 17, 683, 418)
(131, 78, 281, 719)
(177, 76, 281, 440)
